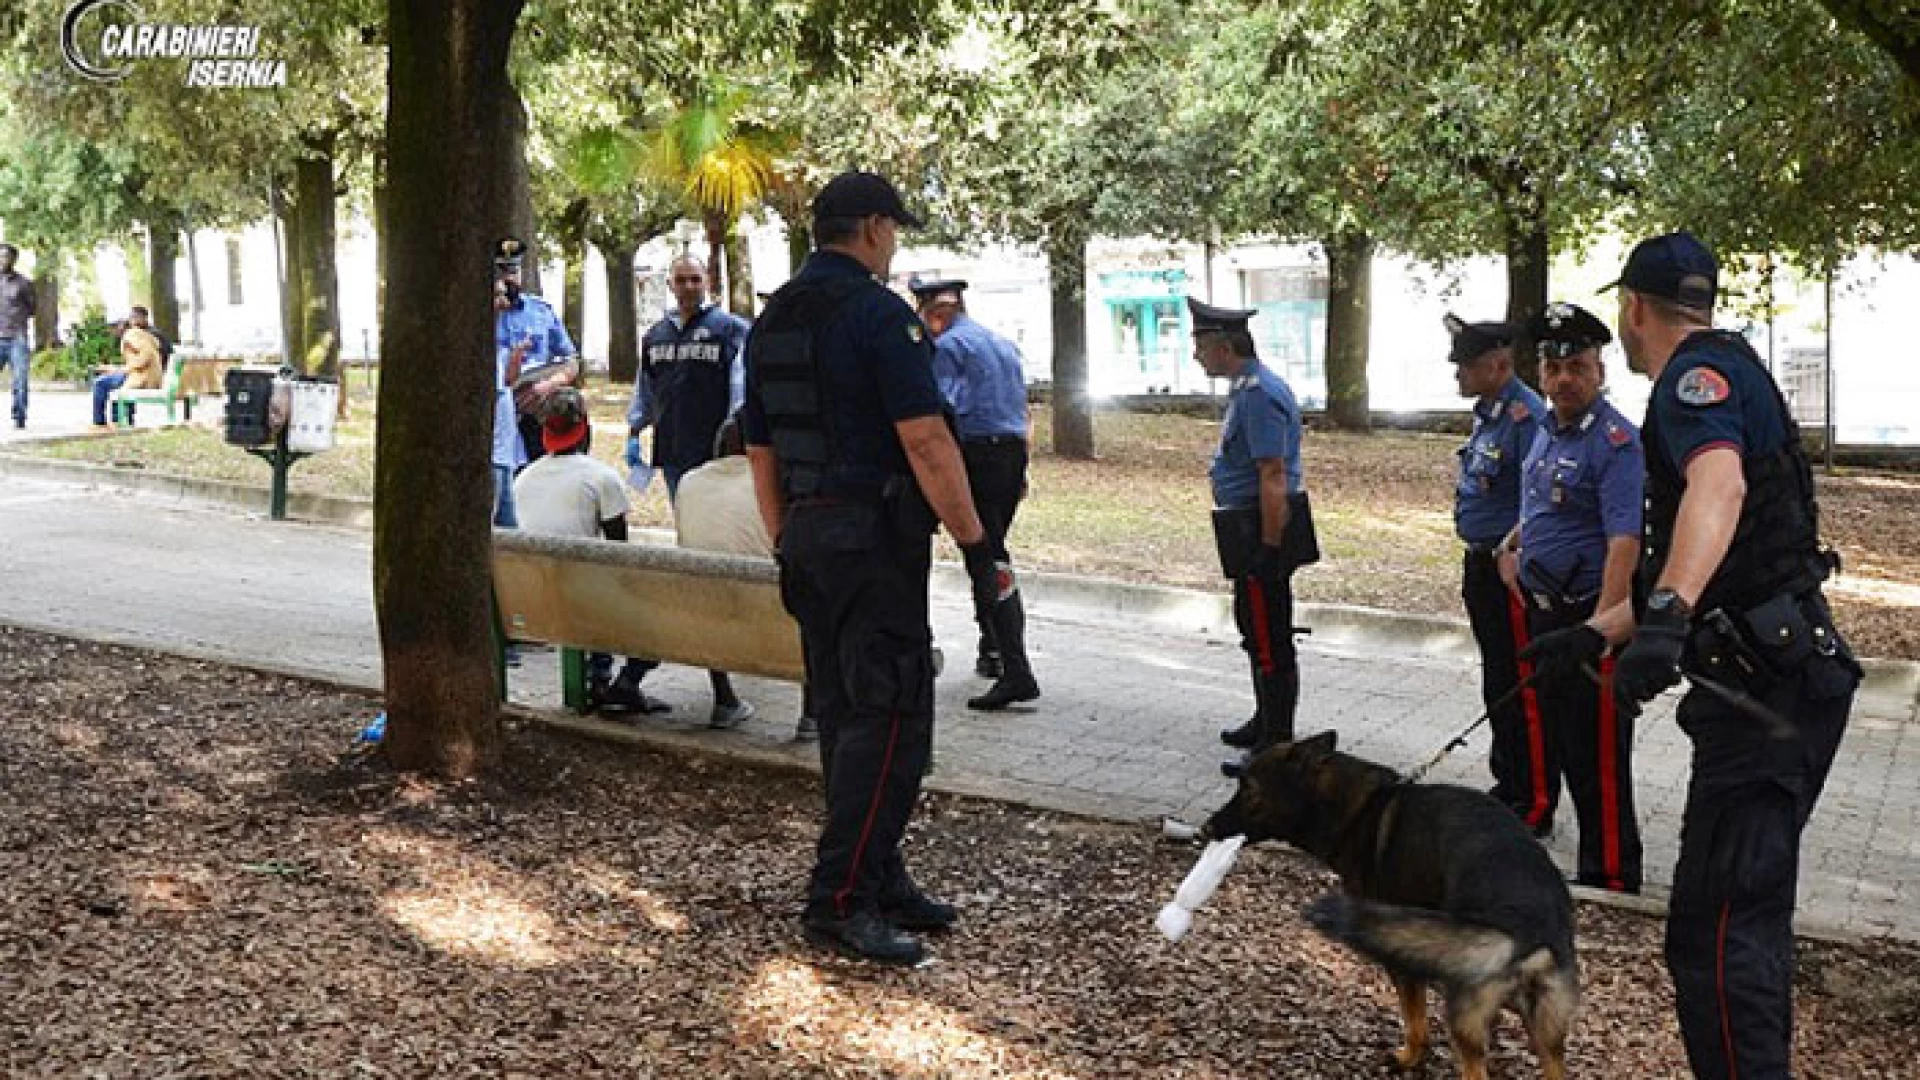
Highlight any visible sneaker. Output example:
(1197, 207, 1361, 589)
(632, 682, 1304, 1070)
(802, 909, 924, 966)
(595, 677, 671, 717)
(709, 700, 755, 730)
(793, 715, 819, 742)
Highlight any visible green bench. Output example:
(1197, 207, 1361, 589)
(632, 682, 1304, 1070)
(109, 350, 192, 427)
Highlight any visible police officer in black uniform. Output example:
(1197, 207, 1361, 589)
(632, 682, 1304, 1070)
(1525, 233, 1860, 1078)
(741, 171, 999, 967)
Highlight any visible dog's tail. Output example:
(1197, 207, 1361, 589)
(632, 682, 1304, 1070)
(1304, 894, 1522, 987)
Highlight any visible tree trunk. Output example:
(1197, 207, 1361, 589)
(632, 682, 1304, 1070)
(148, 219, 182, 344)
(374, 0, 524, 777)
(31, 253, 61, 350)
(274, 181, 302, 368)
(372, 159, 388, 339)
(184, 225, 204, 345)
(723, 224, 753, 316)
(595, 236, 640, 385)
(293, 133, 343, 381)
(500, 81, 540, 295)
(704, 211, 726, 304)
(1503, 212, 1550, 388)
(785, 213, 810, 275)
(1046, 233, 1094, 460)
(1322, 230, 1373, 432)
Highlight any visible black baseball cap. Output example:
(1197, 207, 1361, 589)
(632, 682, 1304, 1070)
(1605, 231, 1717, 311)
(909, 277, 968, 304)
(493, 236, 527, 270)
(1442, 313, 1512, 363)
(811, 171, 924, 229)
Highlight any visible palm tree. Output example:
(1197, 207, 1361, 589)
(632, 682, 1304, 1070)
(652, 82, 788, 313)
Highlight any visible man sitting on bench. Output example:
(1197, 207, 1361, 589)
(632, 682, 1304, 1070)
(91, 311, 164, 429)
(513, 388, 669, 716)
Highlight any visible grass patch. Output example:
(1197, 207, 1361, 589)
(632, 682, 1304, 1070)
(18, 395, 1920, 659)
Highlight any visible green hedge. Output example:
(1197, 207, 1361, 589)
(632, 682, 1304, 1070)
(32, 317, 117, 385)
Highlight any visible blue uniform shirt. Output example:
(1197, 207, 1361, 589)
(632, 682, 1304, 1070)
(627, 303, 749, 431)
(1647, 332, 1789, 473)
(1210, 361, 1304, 507)
(1518, 396, 1645, 599)
(495, 293, 576, 380)
(1455, 376, 1545, 546)
(932, 312, 1028, 440)
(491, 350, 524, 470)
(741, 251, 946, 487)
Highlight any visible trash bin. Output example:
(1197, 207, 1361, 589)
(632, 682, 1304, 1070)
(286, 378, 339, 453)
(223, 367, 278, 447)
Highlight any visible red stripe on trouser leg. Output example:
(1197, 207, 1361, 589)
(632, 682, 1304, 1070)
(1597, 655, 1623, 888)
(1717, 900, 1740, 1080)
(1506, 590, 1550, 828)
(832, 710, 902, 916)
(1248, 577, 1276, 674)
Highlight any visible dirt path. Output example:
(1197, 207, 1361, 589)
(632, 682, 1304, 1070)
(3, 625, 1914, 1077)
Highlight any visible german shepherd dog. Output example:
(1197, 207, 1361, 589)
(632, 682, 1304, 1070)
(1203, 731, 1578, 1080)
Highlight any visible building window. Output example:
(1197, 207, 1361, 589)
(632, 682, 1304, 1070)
(226, 238, 244, 306)
(1241, 267, 1330, 407)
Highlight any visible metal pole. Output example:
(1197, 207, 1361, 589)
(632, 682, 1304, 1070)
(1823, 269, 1835, 474)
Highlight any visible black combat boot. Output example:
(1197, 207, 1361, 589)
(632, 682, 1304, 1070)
(967, 593, 1039, 711)
(1220, 658, 1269, 748)
(803, 908, 925, 966)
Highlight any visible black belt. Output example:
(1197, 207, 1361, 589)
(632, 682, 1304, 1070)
(963, 434, 1026, 447)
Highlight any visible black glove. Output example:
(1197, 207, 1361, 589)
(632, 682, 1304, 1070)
(960, 541, 1008, 608)
(1251, 543, 1287, 579)
(1520, 624, 1607, 680)
(1615, 603, 1689, 704)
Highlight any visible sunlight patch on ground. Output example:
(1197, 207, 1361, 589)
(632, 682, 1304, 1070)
(735, 958, 1085, 1078)
(1828, 576, 1920, 609)
(383, 888, 561, 968)
(570, 863, 691, 934)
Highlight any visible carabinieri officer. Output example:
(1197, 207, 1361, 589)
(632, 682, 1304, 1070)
(1503, 302, 1644, 893)
(493, 237, 581, 465)
(910, 278, 1040, 712)
(1446, 313, 1553, 835)
(742, 171, 1000, 968)
(1524, 233, 1860, 1078)
(1190, 298, 1318, 778)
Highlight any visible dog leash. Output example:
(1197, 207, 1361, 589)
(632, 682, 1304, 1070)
(1402, 669, 1543, 785)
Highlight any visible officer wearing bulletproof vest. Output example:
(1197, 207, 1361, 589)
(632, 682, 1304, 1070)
(741, 171, 999, 967)
(1446, 313, 1554, 835)
(910, 278, 1041, 712)
(1525, 233, 1860, 1079)
(629, 254, 751, 498)
(1502, 302, 1644, 893)
(493, 237, 581, 464)
(1192, 299, 1318, 778)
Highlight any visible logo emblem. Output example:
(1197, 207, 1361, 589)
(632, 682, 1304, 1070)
(1675, 366, 1731, 406)
(907, 324, 924, 344)
(62, 0, 140, 82)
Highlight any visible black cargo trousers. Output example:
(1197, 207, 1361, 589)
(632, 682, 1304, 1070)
(780, 499, 937, 922)
(1461, 548, 1556, 830)
(1666, 591, 1857, 1080)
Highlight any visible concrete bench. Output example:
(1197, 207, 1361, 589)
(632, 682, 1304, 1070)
(490, 530, 803, 710)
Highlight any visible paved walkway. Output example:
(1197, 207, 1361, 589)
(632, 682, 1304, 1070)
(0, 473, 1914, 942)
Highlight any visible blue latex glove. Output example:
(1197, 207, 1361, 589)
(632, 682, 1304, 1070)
(624, 435, 644, 469)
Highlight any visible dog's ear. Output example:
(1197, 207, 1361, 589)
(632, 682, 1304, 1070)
(1296, 730, 1337, 758)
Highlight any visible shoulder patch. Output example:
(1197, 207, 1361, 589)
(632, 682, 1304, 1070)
(1675, 366, 1731, 406)
(1606, 421, 1630, 447)
(1509, 399, 1531, 422)
(907, 323, 924, 344)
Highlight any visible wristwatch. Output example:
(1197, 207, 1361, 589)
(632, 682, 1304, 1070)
(1646, 587, 1692, 621)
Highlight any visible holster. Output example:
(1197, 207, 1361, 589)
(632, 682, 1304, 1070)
(1689, 590, 1861, 700)
(1211, 493, 1320, 579)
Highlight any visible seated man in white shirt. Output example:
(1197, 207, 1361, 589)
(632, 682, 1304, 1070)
(672, 415, 764, 730)
(513, 389, 668, 717)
